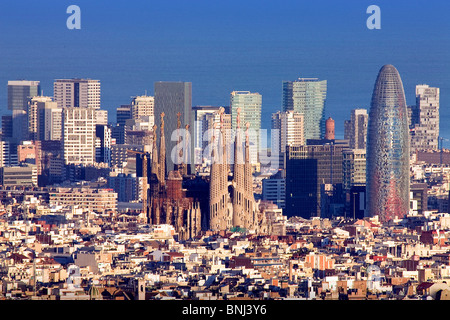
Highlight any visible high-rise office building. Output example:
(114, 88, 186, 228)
(63, 107, 97, 165)
(204, 110, 232, 165)
(154, 81, 192, 173)
(271, 110, 304, 168)
(262, 170, 286, 209)
(54, 78, 101, 109)
(285, 142, 347, 218)
(230, 91, 262, 168)
(282, 78, 327, 141)
(95, 125, 112, 165)
(116, 105, 132, 126)
(366, 65, 410, 222)
(36, 140, 64, 186)
(36, 100, 63, 141)
(342, 148, 366, 191)
(95, 109, 108, 126)
(8, 81, 41, 143)
(192, 105, 222, 165)
(8, 80, 41, 111)
(410, 84, 440, 151)
(0, 140, 18, 167)
(130, 95, 154, 125)
(1, 115, 13, 140)
(28, 96, 53, 140)
(344, 109, 368, 150)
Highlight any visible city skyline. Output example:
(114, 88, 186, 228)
(2, 0, 450, 306)
(1, 1, 450, 144)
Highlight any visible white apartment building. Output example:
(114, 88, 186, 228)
(54, 79, 100, 109)
(63, 107, 97, 165)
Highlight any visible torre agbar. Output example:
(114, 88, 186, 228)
(366, 64, 410, 223)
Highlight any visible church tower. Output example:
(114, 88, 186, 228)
(209, 107, 231, 231)
(232, 118, 256, 230)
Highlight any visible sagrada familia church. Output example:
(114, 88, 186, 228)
(140, 107, 267, 240)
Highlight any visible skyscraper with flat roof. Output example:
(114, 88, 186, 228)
(8, 80, 41, 143)
(63, 107, 97, 165)
(8, 80, 41, 111)
(154, 81, 192, 173)
(366, 64, 410, 223)
(285, 142, 346, 218)
(28, 96, 53, 141)
(344, 109, 368, 150)
(271, 110, 304, 169)
(282, 78, 327, 141)
(410, 84, 440, 152)
(53, 78, 100, 109)
(130, 95, 154, 126)
(230, 91, 262, 169)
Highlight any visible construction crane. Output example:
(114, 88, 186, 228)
(127, 150, 150, 221)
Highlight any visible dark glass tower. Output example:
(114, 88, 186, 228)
(154, 81, 192, 173)
(366, 65, 410, 222)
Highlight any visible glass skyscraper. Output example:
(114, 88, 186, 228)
(230, 91, 262, 167)
(154, 81, 192, 173)
(7, 80, 41, 143)
(282, 78, 327, 141)
(366, 65, 410, 223)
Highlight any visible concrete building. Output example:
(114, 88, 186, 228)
(130, 95, 154, 126)
(344, 109, 368, 150)
(110, 144, 147, 169)
(410, 85, 440, 152)
(262, 171, 286, 209)
(342, 148, 366, 191)
(27, 96, 53, 140)
(63, 107, 97, 165)
(271, 110, 305, 169)
(36, 100, 63, 141)
(49, 187, 117, 214)
(204, 110, 232, 166)
(1, 164, 38, 187)
(108, 173, 141, 203)
(53, 78, 101, 109)
(95, 109, 108, 126)
(192, 105, 222, 166)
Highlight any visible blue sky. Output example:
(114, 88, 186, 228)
(0, 0, 449, 139)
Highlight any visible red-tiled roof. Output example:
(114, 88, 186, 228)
(416, 282, 434, 291)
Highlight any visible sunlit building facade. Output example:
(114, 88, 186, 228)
(366, 65, 410, 222)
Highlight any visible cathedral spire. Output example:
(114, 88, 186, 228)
(151, 124, 159, 178)
(209, 117, 230, 231)
(159, 112, 166, 185)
